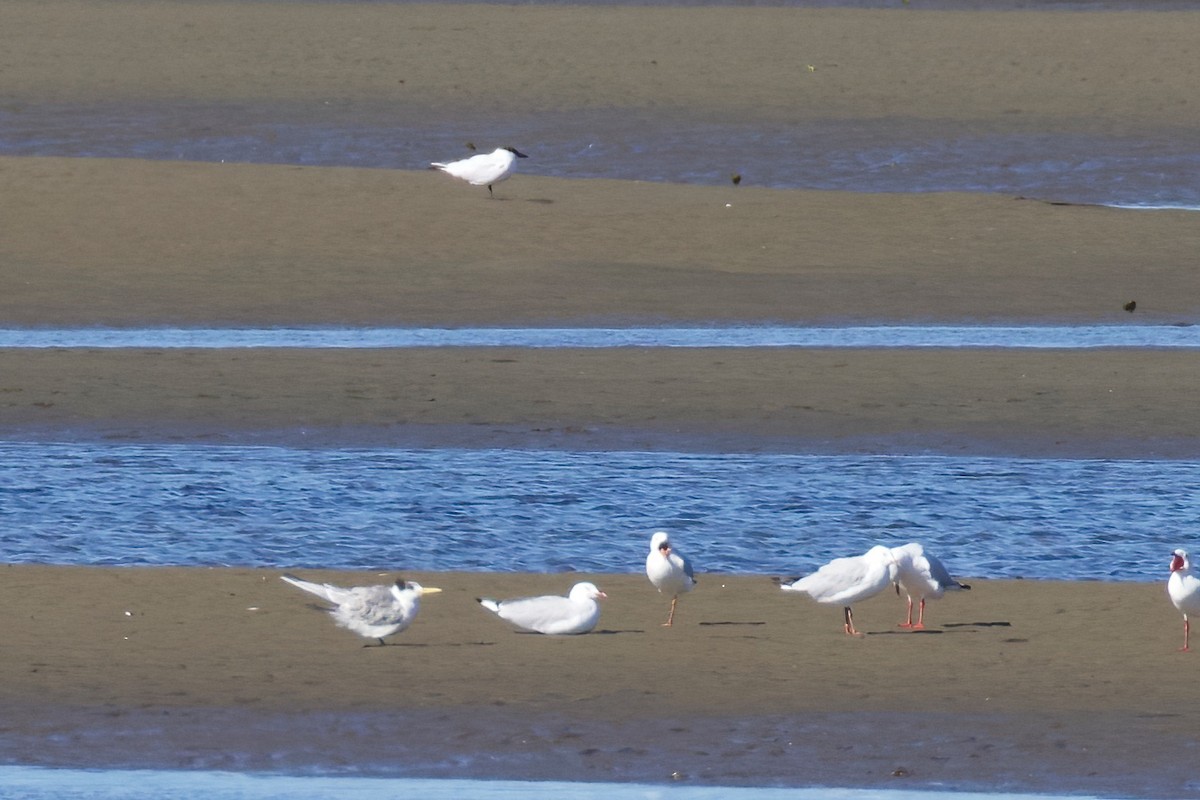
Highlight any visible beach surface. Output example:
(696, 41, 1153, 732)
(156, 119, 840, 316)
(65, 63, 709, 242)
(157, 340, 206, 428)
(1, 565, 1197, 797)
(3, 0, 1200, 796)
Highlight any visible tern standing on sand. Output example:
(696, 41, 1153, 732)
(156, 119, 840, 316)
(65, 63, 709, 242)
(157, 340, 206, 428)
(477, 582, 607, 635)
(431, 146, 528, 197)
(646, 530, 696, 626)
(280, 574, 441, 646)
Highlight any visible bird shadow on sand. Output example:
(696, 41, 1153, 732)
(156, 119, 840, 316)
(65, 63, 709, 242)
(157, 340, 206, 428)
(487, 196, 552, 204)
(369, 641, 498, 648)
(301, 602, 334, 613)
(499, 629, 644, 635)
(868, 621, 1013, 635)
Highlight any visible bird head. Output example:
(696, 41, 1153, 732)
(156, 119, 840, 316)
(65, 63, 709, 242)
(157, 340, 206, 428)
(1171, 550, 1189, 573)
(571, 582, 608, 601)
(394, 580, 442, 598)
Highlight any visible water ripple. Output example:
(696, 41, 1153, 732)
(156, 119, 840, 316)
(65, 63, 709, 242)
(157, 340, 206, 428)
(0, 443, 1191, 582)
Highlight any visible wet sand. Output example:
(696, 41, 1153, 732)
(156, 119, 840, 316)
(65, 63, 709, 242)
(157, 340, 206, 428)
(4, 156, 1200, 328)
(2, 156, 1199, 459)
(3, 0, 1200, 795)
(0, 565, 1196, 796)
(3, 346, 1200, 458)
(5, 2, 1199, 129)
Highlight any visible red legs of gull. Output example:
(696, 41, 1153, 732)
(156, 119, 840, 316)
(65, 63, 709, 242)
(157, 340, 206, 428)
(897, 599, 931, 633)
(662, 596, 679, 627)
(899, 596, 915, 629)
(843, 607, 865, 637)
(898, 597, 928, 631)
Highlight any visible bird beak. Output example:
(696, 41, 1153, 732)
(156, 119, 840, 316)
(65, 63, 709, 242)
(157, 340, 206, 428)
(597, 591, 608, 600)
(420, 587, 443, 595)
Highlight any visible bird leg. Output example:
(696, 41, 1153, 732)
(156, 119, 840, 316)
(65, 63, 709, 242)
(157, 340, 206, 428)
(899, 596, 915, 629)
(843, 606, 864, 637)
(663, 596, 678, 627)
(913, 598, 927, 630)
(1182, 617, 1191, 652)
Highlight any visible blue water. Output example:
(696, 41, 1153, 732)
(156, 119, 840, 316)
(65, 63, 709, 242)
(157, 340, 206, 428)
(0, 767, 1126, 800)
(0, 442, 1190, 581)
(0, 325, 1197, 349)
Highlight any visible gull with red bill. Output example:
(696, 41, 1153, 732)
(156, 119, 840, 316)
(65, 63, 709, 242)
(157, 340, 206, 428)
(646, 530, 696, 627)
(478, 582, 607, 635)
(1168, 548, 1200, 651)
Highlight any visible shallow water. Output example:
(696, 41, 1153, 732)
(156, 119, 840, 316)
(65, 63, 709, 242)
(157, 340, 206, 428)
(0, 768, 1131, 800)
(0, 325, 1197, 349)
(0, 767, 1126, 800)
(0, 442, 1190, 581)
(4, 104, 1198, 209)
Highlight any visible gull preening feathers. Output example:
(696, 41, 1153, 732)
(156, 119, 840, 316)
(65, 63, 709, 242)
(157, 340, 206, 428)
(1168, 549, 1200, 651)
(646, 530, 696, 627)
(889, 542, 971, 630)
(280, 573, 441, 646)
(431, 146, 528, 197)
(777, 545, 898, 636)
(477, 582, 607, 635)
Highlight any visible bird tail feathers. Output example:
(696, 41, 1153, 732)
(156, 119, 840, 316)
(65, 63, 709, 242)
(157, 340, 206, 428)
(772, 576, 805, 592)
(281, 574, 338, 602)
(477, 597, 501, 614)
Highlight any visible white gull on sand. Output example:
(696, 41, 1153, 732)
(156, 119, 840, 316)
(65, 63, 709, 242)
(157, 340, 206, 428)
(645, 530, 696, 627)
(478, 582, 607, 635)
(889, 542, 971, 630)
(1168, 548, 1200, 651)
(777, 545, 898, 636)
